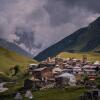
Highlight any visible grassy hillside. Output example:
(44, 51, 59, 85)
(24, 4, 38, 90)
(0, 47, 37, 73)
(58, 52, 100, 61)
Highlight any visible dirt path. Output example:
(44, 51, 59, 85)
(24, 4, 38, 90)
(0, 82, 8, 93)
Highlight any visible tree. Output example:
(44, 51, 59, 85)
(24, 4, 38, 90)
(12, 65, 20, 76)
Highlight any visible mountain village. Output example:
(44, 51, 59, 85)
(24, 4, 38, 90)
(23, 56, 100, 99)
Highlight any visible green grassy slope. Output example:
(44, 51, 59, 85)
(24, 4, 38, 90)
(58, 52, 100, 61)
(33, 88, 85, 100)
(0, 47, 37, 73)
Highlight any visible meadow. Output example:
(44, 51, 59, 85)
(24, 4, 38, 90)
(58, 52, 100, 61)
(0, 47, 37, 73)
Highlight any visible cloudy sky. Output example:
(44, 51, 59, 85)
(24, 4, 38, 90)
(0, 0, 100, 56)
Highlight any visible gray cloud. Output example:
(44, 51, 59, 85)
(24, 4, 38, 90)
(15, 27, 42, 51)
(63, 0, 100, 13)
(44, 0, 100, 26)
(0, 0, 100, 56)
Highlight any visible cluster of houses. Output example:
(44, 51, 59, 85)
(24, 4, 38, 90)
(26, 56, 100, 89)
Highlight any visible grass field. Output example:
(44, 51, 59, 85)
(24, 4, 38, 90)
(33, 88, 85, 100)
(58, 52, 100, 61)
(0, 47, 37, 73)
(0, 85, 86, 100)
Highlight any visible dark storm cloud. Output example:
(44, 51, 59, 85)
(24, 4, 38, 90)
(44, 0, 72, 26)
(44, 0, 100, 26)
(63, 0, 100, 13)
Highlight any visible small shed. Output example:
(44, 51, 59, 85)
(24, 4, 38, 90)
(73, 66, 82, 74)
(52, 67, 62, 74)
(94, 61, 100, 66)
(32, 67, 52, 81)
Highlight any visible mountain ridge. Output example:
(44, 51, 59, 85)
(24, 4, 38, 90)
(34, 17, 100, 61)
(0, 38, 32, 57)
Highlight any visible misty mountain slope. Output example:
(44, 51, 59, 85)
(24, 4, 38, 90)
(34, 17, 100, 61)
(0, 38, 32, 57)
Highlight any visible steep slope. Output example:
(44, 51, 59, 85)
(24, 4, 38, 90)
(34, 17, 100, 61)
(0, 38, 32, 57)
(0, 47, 37, 73)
